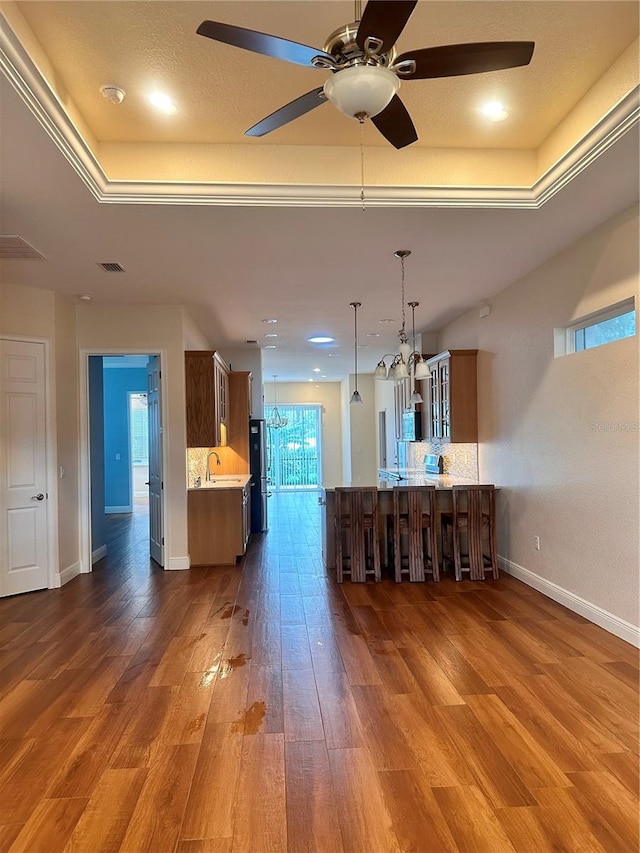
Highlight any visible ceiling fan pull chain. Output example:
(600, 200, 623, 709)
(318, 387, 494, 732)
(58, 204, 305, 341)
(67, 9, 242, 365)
(359, 117, 366, 211)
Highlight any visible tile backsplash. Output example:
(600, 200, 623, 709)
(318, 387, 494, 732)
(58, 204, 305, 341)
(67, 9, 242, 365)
(187, 448, 209, 486)
(409, 440, 478, 479)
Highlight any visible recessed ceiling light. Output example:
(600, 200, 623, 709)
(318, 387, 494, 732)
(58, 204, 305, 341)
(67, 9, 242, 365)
(148, 92, 178, 115)
(357, 344, 368, 349)
(308, 336, 335, 344)
(366, 332, 380, 337)
(264, 333, 278, 338)
(78, 293, 92, 301)
(481, 100, 509, 121)
(308, 378, 313, 382)
(378, 318, 394, 324)
(312, 368, 321, 373)
(262, 318, 278, 324)
(264, 344, 277, 349)
(327, 353, 340, 357)
(321, 374, 327, 378)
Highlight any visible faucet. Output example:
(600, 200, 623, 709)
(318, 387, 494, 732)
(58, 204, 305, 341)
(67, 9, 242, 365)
(206, 450, 221, 481)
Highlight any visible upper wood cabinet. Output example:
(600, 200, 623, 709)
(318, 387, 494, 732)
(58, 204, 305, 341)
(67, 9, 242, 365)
(185, 351, 229, 447)
(419, 349, 478, 443)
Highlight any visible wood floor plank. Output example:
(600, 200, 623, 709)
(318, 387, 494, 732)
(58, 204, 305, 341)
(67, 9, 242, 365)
(285, 740, 345, 853)
(378, 768, 459, 853)
(350, 684, 417, 771)
(232, 733, 287, 852)
(314, 669, 364, 750)
(431, 785, 518, 852)
(6, 796, 88, 853)
(243, 664, 284, 734)
(63, 768, 148, 852)
(565, 769, 640, 850)
(180, 722, 242, 842)
(282, 668, 324, 742)
(118, 743, 199, 852)
(328, 747, 402, 853)
(463, 693, 572, 789)
(433, 704, 537, 808)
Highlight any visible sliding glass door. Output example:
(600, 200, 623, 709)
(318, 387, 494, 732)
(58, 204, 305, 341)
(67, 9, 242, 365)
(266, 404, 322, 491)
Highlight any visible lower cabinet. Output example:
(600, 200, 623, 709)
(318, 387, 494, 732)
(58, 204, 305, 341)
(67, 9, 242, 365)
(188, 483, 251, 566)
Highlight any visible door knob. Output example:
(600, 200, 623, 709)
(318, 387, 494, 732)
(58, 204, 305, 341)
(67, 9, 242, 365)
(145, 481, 150, 485)
(31, 493, 44, 501)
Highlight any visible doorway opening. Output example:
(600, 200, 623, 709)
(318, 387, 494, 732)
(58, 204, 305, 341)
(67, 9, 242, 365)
(266, 404, 322, 491)
(84, 353, 164, 572)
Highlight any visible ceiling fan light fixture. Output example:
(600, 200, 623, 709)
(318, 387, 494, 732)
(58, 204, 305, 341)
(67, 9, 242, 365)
(323, 65, 399, 119)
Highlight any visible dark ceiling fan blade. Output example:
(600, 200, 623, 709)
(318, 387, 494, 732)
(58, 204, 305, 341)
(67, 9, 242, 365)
(356, 0, 418, 54)
(396, 41, 535, 79)
(245, 88, 328, 137)
(371, 95, 418, 149)
(197, 20, 332, 68)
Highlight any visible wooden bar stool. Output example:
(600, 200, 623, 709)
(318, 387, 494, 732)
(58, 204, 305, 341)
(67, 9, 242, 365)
(335, 487, 381, 583)
(389, 486, 440, 582)
(441, 485, 499, 581)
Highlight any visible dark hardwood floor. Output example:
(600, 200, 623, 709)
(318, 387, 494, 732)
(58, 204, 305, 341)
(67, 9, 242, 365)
(0, 492, 638, 852)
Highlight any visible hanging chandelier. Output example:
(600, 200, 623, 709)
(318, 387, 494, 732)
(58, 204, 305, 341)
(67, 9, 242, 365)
(266, 375, 288, 429)
(374, 249, 430, 386)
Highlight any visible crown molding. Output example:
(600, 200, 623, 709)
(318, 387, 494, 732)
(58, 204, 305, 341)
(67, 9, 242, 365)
(1, 15, 638, 209)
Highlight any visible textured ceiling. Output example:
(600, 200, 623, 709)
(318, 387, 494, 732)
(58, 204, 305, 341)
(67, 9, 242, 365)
(14, 1, 639, 149)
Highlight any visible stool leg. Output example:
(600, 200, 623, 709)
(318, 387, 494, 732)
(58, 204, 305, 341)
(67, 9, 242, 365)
(336, 524, 344, 583)
(429, 519, 440, 582)
(453, 522, 463, 581)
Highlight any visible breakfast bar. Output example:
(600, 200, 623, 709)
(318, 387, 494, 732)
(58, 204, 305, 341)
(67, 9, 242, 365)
(320, 470, 498, 581)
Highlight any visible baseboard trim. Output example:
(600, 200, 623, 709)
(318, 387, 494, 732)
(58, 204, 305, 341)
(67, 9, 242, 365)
(53, 560, 81, 588)
(499, 555, 640, 648)
(91, 544, 107, 565)
(105, 505, 132, 514)
(165, 556, 190, 571)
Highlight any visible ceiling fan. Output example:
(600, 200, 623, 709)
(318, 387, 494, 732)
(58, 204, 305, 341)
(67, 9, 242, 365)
(197, 0, 534, 149)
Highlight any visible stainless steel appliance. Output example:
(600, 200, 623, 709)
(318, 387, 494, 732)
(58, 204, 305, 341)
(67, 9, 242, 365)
(249, 418, 268, 532)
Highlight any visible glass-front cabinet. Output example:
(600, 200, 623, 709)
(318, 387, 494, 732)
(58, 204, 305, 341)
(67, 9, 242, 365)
(419, 350, 478, 443)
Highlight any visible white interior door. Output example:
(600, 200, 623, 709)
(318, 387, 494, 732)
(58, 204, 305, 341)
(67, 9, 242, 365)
(0, 340, 49, 596)
(147, 356, 164, 566)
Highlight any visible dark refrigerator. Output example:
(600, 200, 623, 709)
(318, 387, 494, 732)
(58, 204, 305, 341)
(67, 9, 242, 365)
(249, 419, 268, 532)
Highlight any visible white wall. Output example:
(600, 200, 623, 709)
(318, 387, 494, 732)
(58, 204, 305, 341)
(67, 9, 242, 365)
(437, 205, 639, 633)
(264, 381, 343, 487)
(343, 373, 378, 485)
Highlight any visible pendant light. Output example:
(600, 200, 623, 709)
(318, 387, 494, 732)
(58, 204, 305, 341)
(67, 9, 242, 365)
(349, 301, 363, 404)
(408, 301, 424, 405)
(266, 375, 288, 428)
(374, 249, 411, 380)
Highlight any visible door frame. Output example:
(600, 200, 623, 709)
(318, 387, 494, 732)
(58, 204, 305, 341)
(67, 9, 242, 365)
(78, 348, 169, 574)
(0, 334, 58, 589)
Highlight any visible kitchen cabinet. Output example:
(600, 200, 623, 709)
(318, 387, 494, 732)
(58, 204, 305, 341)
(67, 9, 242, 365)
(420, 349, 478, 443)
(185, 351, 229, 447)
(188, 480, 251, 565)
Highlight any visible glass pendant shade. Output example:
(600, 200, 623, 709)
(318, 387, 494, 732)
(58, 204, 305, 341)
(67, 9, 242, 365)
(414, 359, 430, 380)
(398, 340, 411, 361)
(323, 66, 399, 119)
(350, 389, 363, 404)
(394, 360, 409, 379)
(374, 361, 388, 380)
(410, 389, 424, 404)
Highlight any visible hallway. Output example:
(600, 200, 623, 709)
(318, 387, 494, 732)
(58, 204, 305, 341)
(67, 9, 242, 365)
(0, 492, 637, 851)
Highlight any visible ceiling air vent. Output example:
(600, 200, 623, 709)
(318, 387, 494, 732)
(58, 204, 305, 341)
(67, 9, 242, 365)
(98, 262, 126, 272)
(0, 235, 44, 259)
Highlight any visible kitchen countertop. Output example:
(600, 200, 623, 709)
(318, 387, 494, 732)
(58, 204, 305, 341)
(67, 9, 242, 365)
(321, 474, 489, 491)
(188, 474, 251, 491)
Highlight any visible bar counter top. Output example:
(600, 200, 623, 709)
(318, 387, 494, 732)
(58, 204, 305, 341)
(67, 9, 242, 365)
(321, 471, 484, 491)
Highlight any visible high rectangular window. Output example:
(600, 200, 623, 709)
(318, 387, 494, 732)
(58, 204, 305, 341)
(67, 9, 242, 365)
(568, 298, 635, 354)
